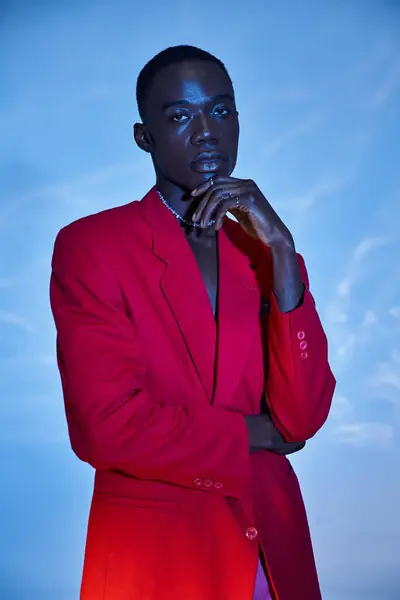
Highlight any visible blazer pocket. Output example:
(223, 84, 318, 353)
(93, 491, 178, 510)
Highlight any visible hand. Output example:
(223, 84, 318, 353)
(192, 175, 304, 312)
(245, 414, 306, 455)
(191, 176, 294, 252)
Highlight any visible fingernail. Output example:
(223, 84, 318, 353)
(191, 188, 197, 196)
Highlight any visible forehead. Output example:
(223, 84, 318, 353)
(147, 60, 234, 108)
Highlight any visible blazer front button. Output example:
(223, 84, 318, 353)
(246, 527, 258, 540)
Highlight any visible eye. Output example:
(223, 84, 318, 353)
(171, 113, 189, 123)
(213, 106, 231, 117)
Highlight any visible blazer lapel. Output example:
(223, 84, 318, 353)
(140, 188, 216, 402)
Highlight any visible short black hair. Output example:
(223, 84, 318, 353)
(136, 45, 231, 121)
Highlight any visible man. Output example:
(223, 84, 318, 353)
(50, 45, 335, 599)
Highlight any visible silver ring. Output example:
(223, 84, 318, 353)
(229, 193, 239, 207)
(209, 177, 214, 186)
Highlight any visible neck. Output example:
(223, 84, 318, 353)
(156, 177, 216, 239)
(156, 178, 198, 222)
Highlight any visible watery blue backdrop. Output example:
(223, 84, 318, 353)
(1, 1, 399, 598)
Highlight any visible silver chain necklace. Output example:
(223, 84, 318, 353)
(156, 190, 216, 228)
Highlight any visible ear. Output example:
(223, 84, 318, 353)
(133, 122, 153, 153)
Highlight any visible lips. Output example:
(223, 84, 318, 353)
(191, 158, 224, 174)
(192, 151, 224, 162)
(190, 151, 226, 173)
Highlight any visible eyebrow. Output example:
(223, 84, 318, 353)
(161, 93, 235, 111)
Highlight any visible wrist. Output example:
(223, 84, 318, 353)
(270, 247, 304, 313)
(269, 237, 296, 259)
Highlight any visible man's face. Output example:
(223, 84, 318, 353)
(136, 60, 239, 192)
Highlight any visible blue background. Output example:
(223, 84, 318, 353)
(1, 1, 399, 598)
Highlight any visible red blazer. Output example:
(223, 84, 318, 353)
(50, 187, 335, 600)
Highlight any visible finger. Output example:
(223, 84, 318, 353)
(192, 192, 211, 223)
(192, 182, 224, 221)
(275, 441, 306, 455)
(284, 442, 306, 455)
(191, 176, 240, 197)
(214, 199, 231, 230)
(214, 196, 241, 230)
(193, 183, 239, 224)
(201, 187, 239, 227)
(191, 179, 214, 198)
(210, 185, 250, 228)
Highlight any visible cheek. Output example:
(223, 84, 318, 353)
(153, 136, 192, 177)
(231, 124, 240, 144)
(223, 125, 239, 150)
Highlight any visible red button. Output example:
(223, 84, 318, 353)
(204, 480, 213, 487)
(297, 331, 305, 340)
(299, 340, 307, 350)
(193, 478, 203, 486)
(300, 351, 308, 360)
(246, 527, 258, 540)
(214, 482, 223, 490)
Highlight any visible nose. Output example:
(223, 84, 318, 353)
(191, 112, 218, 146)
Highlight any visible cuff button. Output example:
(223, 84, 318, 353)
(246, 527, 258, 540)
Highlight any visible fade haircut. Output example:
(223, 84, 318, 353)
(136, 45, 231, 121)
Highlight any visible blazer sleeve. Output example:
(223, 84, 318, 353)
(265, 253, 336, 442)
(50, 226, 250, 499)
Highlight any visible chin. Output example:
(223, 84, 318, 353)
(194, 167, 230, 183)
(177, 168, 230, 195)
